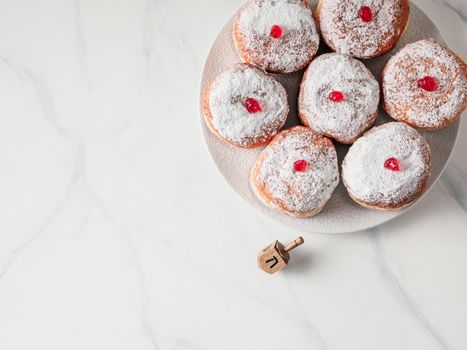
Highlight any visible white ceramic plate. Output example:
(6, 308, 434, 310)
(199, 2, 460, 233)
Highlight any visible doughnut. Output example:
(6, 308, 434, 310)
(232, 0, 320, 73)
(202, 64, 289, 148)
(382, 39, 467, 130)
(316, 0, 410, 59)
(250, 126, 339, 217)
(342, 122, 431, 211)
(298, 53, 380, 144)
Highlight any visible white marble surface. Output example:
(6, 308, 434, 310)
(0, 0, 465, 349)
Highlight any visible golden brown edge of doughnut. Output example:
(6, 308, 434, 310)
(372, 0, 410, 58)
(297, 57, 379, 144)
(381, 39, 467, 130)
(341, 123, 432, 211)
(316, 0, 411, 59)
(232, 0, 319, 73)
(249, 126, 335, 218)
(232, 3, 251, 67)
(346, 191, 416, 211)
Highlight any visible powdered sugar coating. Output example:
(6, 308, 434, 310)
(318, 0, 409, 59)
(206, 64, 288, 148)
(251, 126, 339, 215)
(383, 39, 467, 129)
(342, 122, 431, 209)
(299, 53, 380, 144)
(233, 0, 319, 73)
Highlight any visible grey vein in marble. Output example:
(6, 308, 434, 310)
(171, 338, 203, 350)
(441, 162, 467, 213)
(0, 169, 83, 281)
(283, 275, 328, 350)
(0, 55, 159, 348)
(142, 0, 159, 78)
(73, 0, 90, 86)
(368, 228, 451, 350)
(92, 196, 160, 350)
(0, 56, 84, 282)
(108, 204, 179, 250)
(105, 201, 328, 349)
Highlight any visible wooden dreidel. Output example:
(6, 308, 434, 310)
(258, 237, 304, 274)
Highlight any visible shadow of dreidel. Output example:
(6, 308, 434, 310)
(257, 237, 304, 274)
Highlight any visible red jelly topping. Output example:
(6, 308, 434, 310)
(270, 25, 283, 39)
(418, 76, 438, 92)
(293, 160, 308, 173)
(245, 98, 262, 114)
(329, 91, 345, 102)
(359, 6, 373, 22)
(384, 158, 400, 172)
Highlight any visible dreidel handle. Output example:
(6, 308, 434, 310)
(284, 237, 304, 252)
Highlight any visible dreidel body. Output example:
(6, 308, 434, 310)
(258, 237, 304, 274)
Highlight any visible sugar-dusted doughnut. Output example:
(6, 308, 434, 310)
(298, 53, 380, 144)
(317, 0, 410, 59)
(382, 39, 467, 130)
(202, 64, 289, 148)
(342, 122, 431, 211)
(250, 126, 339, 217)
(233, 0, 320, 73)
